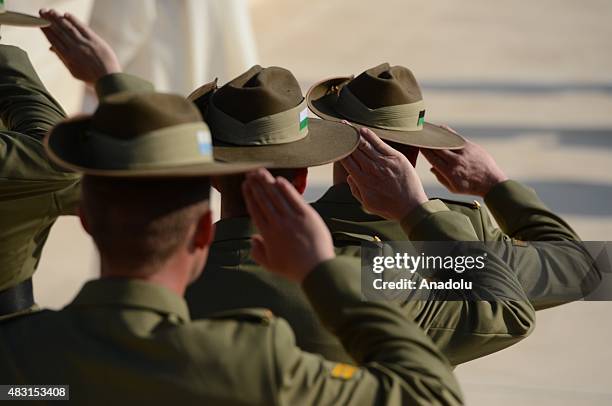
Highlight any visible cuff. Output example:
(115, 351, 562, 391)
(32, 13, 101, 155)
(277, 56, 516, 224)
(400, 199, 450, 236)
(401, 199, 479, 241)
(302, 256, 362, 328)
(484, 180, 538, 230)
(95, 73, 154, 99)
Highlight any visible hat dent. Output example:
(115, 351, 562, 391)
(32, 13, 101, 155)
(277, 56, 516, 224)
(190, 66, 360, 167)
(306, 64, 466, 150)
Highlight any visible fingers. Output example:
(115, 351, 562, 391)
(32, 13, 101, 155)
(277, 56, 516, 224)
(39, 10, 69, 53)
(44, 9, 85, 47)
(355, 135, 378, 160)
(242, 175, 270, 228)
(346, 175, 364, 203)
(64, 12, 94, 39)
(250, 234, 270, 268)
(276, 177, 307, 215)
(351, 146, 375, 174)
(340, 155, 365, 181)
(358, 127, 396, 155)
(252, 170, 294, 217)
(54, 11, 86, 43)
(244, 169, 303, 229)
(421, 149, 450, 169)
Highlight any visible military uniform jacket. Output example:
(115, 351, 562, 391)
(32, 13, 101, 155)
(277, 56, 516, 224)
(0, 45, 153, 293)
(312, 182, 600, 311)
(187, 208, 535, 366)
(0, 45, 78, 291)
(0, 257, 464, 405)
(185, 217, 351, 362)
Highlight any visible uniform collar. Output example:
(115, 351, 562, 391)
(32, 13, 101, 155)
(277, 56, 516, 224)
(69, 278, 190, 323)
(213, 216, 256, 243)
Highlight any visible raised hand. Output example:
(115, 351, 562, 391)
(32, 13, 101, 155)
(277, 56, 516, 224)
(340, 127, 428, 221)
(421, 126, 508, 197)
(242, 169, 335, 283)
(39, 9, 120, 84)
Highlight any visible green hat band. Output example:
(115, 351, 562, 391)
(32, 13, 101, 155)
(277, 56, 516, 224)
(335, 86, 426, 132)
(207, 98, 309, 146)
(85, 122, 214, 170)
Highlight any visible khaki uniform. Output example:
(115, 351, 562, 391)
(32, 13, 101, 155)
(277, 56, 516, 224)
(0, 45, 153, 294)
(0, 257, 463, 405)
(312, 182, 600, 311)
(187, 205, 535, 366)
(0, 45, 79, 292)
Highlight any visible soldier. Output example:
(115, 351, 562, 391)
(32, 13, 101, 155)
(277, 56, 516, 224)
(42, 13, 535, 365)
(307, 63, 600, 311)
(0, 91, 463, 405)
(0, 8, 154, 319)
(187, 67, 534, 364)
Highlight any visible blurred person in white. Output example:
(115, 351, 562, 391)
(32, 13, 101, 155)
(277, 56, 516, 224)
(82, 0, 257, 111)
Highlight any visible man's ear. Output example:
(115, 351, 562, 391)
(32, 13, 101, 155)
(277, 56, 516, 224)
(194, 210, 215, 249)
(78, 206, 91, 235)
(291, 167, 309, 195)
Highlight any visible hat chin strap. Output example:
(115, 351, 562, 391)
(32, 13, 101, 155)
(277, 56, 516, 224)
(335, 86, 426, 132)
(207, 98, 309, 146)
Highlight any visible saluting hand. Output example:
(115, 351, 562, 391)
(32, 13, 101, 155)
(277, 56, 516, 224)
(340, 127, 428, 221)
(421, 126, 509, 197)
(39, 9, 120, 84)
(242, 169, 335, 283)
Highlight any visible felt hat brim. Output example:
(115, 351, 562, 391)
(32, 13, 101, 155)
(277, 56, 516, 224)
(0, 12, 49, 27)
(45, 117, 265, 177)
(307, 76, 466, 150)
(212, 118, 360, 168)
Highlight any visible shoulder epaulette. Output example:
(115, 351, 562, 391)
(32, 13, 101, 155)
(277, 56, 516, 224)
(436, 197, 482, 210)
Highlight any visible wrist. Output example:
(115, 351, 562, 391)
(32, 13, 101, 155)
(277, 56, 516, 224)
(396, 190, 429, 221)
(480, 173, 509, 197)
(300, 252, 336, 284)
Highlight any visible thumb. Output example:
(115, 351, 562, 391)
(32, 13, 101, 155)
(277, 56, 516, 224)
(250, 234, 270, 268)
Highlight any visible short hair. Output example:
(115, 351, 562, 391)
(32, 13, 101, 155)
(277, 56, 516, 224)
(81, 175, 211, 272)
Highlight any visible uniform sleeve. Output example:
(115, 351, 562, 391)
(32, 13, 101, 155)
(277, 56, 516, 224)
(0, 45, 66, 141)
(483, 180, 601, 309)
(484, 180, 578, 240)
(0, 45, 81, 216)
(270, 257, 463, 406)
(94, 73, 155, 99)
(399, 202, 536, 365)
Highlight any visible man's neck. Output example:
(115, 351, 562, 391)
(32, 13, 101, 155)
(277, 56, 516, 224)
(99, 257, 191, 296)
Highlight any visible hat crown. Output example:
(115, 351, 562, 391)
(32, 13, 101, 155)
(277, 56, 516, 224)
(91, 92, 203, 138)
(212, 65, 304, 123)
(347, 63, 423, 109)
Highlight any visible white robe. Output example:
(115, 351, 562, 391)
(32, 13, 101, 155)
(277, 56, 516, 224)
(84, 0, 258, 108)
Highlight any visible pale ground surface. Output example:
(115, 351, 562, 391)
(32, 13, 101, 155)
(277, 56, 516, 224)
(3, 0, 611, 405)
